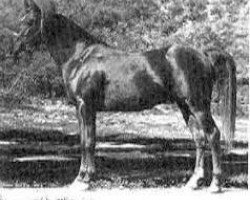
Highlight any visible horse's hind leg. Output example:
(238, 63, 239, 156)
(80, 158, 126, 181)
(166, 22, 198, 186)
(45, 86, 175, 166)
(177, 101, 206, 189)
(202, 114, 222, 192)
(178, 100, 222, 192)
(192, 110, 222, 192)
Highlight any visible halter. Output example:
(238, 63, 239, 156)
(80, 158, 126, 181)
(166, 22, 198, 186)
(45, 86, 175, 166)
(17, 10, 45, 46)
(13, 19, 44, 61)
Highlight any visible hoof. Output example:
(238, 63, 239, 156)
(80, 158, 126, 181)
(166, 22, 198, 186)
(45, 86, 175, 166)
(207, 180, 222, 193)
(207, 185, 222, 193)
(69, 179, 90, 191)
(185, 176, 204, 190)
(207, 174, 222, 193)
(184, 183, 201, 190)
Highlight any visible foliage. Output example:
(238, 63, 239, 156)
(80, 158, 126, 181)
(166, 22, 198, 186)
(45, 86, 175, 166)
(0, 0, 248, 115)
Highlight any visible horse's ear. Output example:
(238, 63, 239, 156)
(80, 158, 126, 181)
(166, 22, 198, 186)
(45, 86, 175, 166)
(23, 0, 56, 17)
(23, 0, 41, 14)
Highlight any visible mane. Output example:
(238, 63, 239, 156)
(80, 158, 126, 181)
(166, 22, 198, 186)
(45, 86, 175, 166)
(203, 46, 229, 58)
(43, 13, 107, 47)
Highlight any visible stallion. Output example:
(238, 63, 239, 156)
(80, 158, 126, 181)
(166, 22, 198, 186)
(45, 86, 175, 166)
(12, 0, 236, 192)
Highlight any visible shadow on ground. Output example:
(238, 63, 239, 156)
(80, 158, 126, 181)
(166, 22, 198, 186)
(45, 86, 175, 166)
(0, 128, 248, 189)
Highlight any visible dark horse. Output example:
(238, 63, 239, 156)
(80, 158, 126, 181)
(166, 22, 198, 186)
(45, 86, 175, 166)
(13, 0, 236, 192)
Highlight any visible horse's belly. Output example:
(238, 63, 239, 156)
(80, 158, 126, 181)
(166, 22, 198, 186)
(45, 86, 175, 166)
(102, 79, 169, 111)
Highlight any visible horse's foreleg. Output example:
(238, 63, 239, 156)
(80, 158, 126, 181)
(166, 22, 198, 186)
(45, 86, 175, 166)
(71, 97, 96, 189)
(82, 107, 96, 183)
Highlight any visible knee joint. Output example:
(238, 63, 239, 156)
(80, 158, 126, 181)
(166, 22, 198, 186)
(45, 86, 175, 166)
(195, 137, 206, 148)
(85, 137, 95, 149)
(207, 129, 220, 143)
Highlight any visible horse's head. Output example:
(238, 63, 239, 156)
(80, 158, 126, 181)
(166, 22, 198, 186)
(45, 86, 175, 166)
(12, 0, 56, 61)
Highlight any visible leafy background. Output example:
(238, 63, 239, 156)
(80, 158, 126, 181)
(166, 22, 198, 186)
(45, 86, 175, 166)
(0, 0, 248, 116)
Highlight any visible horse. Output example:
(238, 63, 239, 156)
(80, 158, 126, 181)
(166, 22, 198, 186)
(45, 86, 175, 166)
(12, 0, 236, 192)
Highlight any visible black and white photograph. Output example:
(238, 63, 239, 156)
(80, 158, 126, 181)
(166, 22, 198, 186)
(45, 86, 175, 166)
(0, 0, 248, 199)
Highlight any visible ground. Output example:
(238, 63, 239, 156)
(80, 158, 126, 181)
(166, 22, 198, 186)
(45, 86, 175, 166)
(0, 99, 248, 200)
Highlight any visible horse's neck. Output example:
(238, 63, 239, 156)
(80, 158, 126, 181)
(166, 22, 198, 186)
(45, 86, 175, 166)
(47, 40, 89, 66)
(44, 14, 100, 66)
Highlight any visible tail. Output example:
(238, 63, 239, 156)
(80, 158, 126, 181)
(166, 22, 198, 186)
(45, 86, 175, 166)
(218, 55, 237, 150)
(204, 47, 237, 150)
